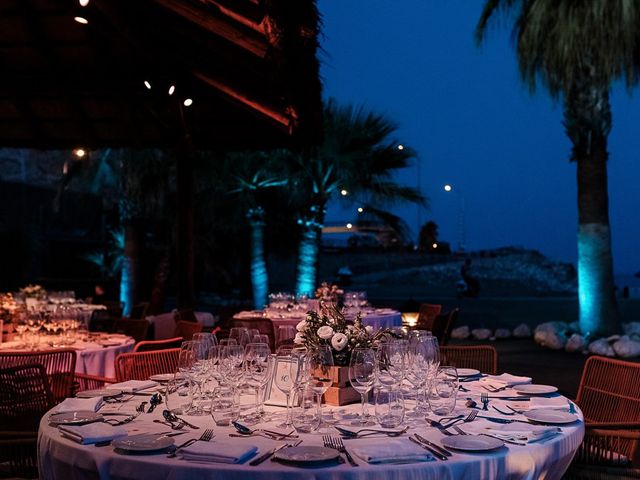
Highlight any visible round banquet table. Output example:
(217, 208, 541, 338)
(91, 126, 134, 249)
(38, 379, 584, 480)
(0, 334, 134, 377)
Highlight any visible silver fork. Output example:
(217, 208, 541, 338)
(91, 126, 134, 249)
(167, 428, 214, 458)
(492, 405, 515, 416)
(323, 435, 358, 466)
(481, 393, 489, 410)
(482, 383, 508, 392)
(505, 405, 526, 415)
(443, 410, 478, 429)
(103, 403, 146, 426)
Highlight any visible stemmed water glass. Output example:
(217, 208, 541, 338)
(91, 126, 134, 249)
(308, 345, 334, 430)
(349, 347, 376, 425)
(243, 342, 271, 424)
(276, 325, 296, 349)
(376, 341, 406, 389)
(14, 312, 29, 348)
(219, 344, 245, 390)
(229, 327, 250, 348)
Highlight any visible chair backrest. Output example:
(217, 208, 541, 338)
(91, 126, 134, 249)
(134, 336, 184, 352)
(440, 345, 497, 375)
(417, 303, 442, 329)
(88, 309, 116, 332)
(430, 308, 458, 346)
(103, 301, 124, 318)
(174, 320, 203, 341)
(0, 363, 54, 431)
(114, 348, 181, 381)
(0, 349, 76, 404)
(232, 318, 275, 351)
(112, 318, 150, 342)
(576, 355, 640, 423)
(128, 302, 150, 320)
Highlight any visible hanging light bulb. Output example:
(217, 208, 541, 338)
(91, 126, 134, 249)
(168, 85, 175, 95)
(79, 0, 90, 6)
(74, 148, 86, 158)
(183, 98, 193, 107)
(74, 16, 88, 24)
(144, 81, 152, 90)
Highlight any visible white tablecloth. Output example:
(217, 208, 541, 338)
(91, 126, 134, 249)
(38, 377, 584, 480)
(146, 312, 216, 340)
(0, 335, 134, 377)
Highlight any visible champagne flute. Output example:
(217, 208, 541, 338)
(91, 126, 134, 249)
(349, 348, 376, 425)
(274, 353, 295, 428)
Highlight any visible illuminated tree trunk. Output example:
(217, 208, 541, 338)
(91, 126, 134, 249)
(295, 205, 324, 296)
(565, 83, 620, 337)
(120, 222, 140, 317)
(248, 207, 268, 309)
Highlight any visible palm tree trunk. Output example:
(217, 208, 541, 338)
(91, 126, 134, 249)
(248, 208, 268, 309)
(295, 206, 324, 296)
(565, 84, 620, 337)
(149, 250, 171, 315)
(120, 222, 140, 317)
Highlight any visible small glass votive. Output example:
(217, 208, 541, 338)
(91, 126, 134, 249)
(291, 385, 320, 433)
(210, 386, 239, 426)
(374, 388, 405, 428)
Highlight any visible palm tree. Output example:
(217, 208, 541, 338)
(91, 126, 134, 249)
(475, 1, 640, 336)
(290, 99, 425, 296)
(226, 152, 288, 309)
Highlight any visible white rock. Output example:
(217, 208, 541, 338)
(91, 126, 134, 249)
(471, 328, 492, 340)
(565, 334, 587, 353)
(512, 323, 531, 338)
(623, 322, 640, 337)
(451, 326, 470, 340)
(568, 321, 580, 332)
(606, 334, 621, 342)
(588, 338, 615, 357)
(612, 336, 640, 358)
(534, 321, 569, 335)
(494, 328, 511, 339)
(534, 330, 567, 350)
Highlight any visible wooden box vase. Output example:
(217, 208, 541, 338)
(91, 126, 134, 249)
(317, 365, 360, 406)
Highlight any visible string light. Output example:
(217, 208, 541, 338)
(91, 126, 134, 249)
(74, 16, 88, 24)
(74, 148, 86, 158)
(432, 243, 438, 249)
(144, 81, 151, 90)
(183, 98, 193, 107)
(168, 85, 175, 95)
(79, 0, 90, 6)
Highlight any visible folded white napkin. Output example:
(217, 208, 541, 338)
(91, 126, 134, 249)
(481, 373, 532, 387)
(461, 421, 560, 443)
(55, 397, 103, 413)
(58, 423, 127, 444)
(181, 441, 258, 464)
(351, 440, 434, 464)
(107, 380, 158, 393)
(526, 396, 569, 411)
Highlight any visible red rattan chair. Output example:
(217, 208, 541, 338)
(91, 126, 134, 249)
(174, 320, 203, 341)
(440, 345, 497, 375)
(112, 318, 150, 342)
(0, 349, 76, 404)
(74, 372, 117, 393)
(565, 356, 640, 479)
(114, 348, 181, 381)
(0, 363, 55, 478)
(133, 336, 184, 352)
(425, 308, 458, 346)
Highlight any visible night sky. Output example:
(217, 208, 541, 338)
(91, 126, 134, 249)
(319, 0, 640, 276)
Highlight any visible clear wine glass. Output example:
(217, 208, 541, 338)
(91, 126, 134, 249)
(276, 325, 296, 349)
(376, 341, 406, 388)
(308, 345, 334, 430)
(274, 353, 295, 428)
(349, 347, 376, 425)
(243, 343, 271, 424)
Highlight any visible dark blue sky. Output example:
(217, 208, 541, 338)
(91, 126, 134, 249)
(320, 0, 640, 275)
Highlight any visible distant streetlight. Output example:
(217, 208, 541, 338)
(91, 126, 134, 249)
(340, 189, 348, 196)
(444, 183, 466, 252)
(397, 144, 404, 151)
(74, 148, 86, 158)
(432, 243, 438, 249)
(346, 223, 353, 229)
(357, 207, 364, 213)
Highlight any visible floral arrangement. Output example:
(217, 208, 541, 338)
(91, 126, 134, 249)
(20, 284, 46, 298)
(314, 282, 343, 301)
(0, 293, 18, 324)
(294, 303, 395, 366)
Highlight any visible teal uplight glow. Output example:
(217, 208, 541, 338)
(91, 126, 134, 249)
(577, 224, 615, 336)
(120, 259, 132, 317)
(296, 227, 319, 297)
(249, 216, 268, 309)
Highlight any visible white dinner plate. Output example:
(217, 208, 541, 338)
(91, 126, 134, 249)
(75, 389, 123, 398)
(524, 409, 578, 424)
(274, 446, 340, 465)
(515, 384, 558, 395)
(112, 434, 175, 452)
(457, 368, 481, 377)
(97, 340, 122, 347)
(48, 411, 103, 425)
(149, 373, 183, 382)
(441, 435, 504, 452)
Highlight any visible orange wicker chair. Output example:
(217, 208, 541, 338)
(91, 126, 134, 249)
(0, 363, 55, 478)
(174, 320, 203, 341)
(565, 356, 640, 479)
(74, 372, 117, 392)
(133, 336, 184, 352)
(430, 308, 458, 346)
(0, 349, 76, 404)
(417, 303, 442, 328)
(114, 348, 181, 381)
(440, 345, 497, 374)
(112, 318, 150, 342)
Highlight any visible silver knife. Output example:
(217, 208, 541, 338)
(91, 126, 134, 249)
(409, 436, 448, 461)
(414, 434, 452, 457)
(250, 440, 301, 466)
